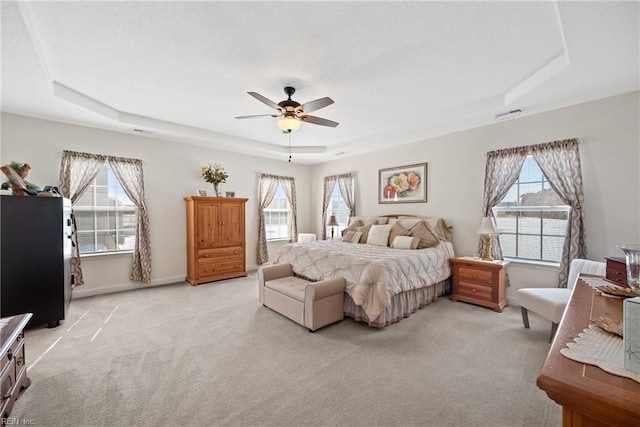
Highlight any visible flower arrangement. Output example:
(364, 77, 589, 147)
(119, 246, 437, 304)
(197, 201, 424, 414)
(201, 163, 228, 185)
(383, 172, 420, 199)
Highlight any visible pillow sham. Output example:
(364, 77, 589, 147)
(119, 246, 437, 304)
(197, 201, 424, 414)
(409, 222, 440, 249)
(366, 224, 392, 246)
(342, 231, 356, 242)
(342, 231, 362, 243)
(356, 223, 373, 243)
(388, 223, 410, 246)
(391, 235, 420, 249)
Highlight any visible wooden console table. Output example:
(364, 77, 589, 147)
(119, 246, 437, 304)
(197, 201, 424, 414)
(537, 278, 640, 426)
(1, 313, 32, 420)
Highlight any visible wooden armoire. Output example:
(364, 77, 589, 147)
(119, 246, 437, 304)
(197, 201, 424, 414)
(184, 196, 248, 286)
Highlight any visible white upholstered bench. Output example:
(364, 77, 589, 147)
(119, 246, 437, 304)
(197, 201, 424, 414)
(258, 264, 345, 331)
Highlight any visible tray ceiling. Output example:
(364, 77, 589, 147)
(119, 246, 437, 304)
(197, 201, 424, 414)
(2, 1, 638, 164)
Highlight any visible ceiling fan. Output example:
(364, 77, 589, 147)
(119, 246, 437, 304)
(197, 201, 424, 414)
(235, 86, 339, 132)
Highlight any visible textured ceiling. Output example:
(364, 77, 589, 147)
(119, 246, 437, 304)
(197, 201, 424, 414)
(2, 1, 638, 164)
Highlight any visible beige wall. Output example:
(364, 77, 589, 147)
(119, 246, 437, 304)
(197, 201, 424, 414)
(2, 91, 638, 304)
(0, 114, 312, 297)
(311, 91, 640, 304)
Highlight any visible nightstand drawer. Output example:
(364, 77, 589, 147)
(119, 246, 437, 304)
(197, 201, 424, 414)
(458, 281, 492, 302)
(459, 267, 492, 286)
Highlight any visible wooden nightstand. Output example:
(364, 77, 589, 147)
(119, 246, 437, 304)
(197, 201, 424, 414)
(449, 257, 510, 312)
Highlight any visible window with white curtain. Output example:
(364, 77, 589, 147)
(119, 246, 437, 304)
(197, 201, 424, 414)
(327, 184, 350, 237)
(493, 155, 570, 263)
(74, 164, 137, 254)
(263, 184, 291, 241)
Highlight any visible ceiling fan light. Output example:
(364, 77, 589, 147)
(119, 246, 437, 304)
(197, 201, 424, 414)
(277, 116, 300, 132)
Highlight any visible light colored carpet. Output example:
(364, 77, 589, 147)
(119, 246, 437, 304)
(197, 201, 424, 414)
(11, 273, 560, 426)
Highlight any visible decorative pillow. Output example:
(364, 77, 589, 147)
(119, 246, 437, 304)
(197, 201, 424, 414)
(356, 223, 373, 243)
(424, 217, 453, 241)
(397, 217, 423, 230)
(409, 222, 440, 249)
(388, 223, 410, 246)
(342, 231, 362, 243)
(346, 218, 364, 231)
(342, 231, 356, 242)
(391, 235, 420, 249)
(366, 224, 392, 246)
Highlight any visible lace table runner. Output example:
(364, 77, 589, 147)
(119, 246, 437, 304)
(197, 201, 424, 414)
(561, 325, 640, 383)
(581, 275, 613, 289)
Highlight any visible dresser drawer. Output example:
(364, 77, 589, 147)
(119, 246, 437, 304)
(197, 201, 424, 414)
(459, 267, 493, 286)
(458, 281, 493, 302)
(199, 247, 243, 261)
(199, 259, 244, 277)
(0, 333, 23, 375)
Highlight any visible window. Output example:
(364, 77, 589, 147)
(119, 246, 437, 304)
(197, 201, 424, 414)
(327, 184, 351, 237)
(74, 164, 137, 254)
(493, 156, 570, 263)
(264, 184, 291, 241)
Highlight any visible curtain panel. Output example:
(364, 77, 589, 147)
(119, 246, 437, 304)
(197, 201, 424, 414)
(321, 176, 338, 240)
(108, 156, 152, 283)
(530, 138, 585, 288)
(58, 150, 107, 286)
(337, 173, 356, 217)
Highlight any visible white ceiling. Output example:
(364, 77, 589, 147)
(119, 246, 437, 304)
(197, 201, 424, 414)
(2, 1, 638, 165)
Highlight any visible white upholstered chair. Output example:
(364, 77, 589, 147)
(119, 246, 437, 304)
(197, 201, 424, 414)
(297, 233, 317, 243)
(517, 258, 606, 342)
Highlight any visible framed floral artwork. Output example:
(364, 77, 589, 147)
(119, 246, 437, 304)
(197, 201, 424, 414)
(378, 163, 427, 204)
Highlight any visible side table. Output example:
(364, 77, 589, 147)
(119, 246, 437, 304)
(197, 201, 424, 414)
(449, 257, 510, 312)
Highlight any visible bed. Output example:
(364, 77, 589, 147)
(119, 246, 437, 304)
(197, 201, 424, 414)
(271, 215, 455, 327)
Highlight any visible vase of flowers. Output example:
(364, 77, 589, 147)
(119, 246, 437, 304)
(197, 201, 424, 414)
(201, 163, 228, 196)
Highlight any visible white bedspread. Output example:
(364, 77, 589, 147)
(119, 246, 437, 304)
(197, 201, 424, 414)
(271, 240, 455, 320)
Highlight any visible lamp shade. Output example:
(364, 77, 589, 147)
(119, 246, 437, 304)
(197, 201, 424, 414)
(476, 217, 498, 235)
(277, 116, 301, 132)
(327, 214, 339, 226)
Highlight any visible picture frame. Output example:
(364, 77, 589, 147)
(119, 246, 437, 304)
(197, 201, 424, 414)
(196, 189, 207, 197)
(378, 163, 427, 204)
(225, 191, 235, 198)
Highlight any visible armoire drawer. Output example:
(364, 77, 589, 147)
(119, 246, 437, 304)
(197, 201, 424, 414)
(199, 260, 244, 277)
(198, 246, 243, 261)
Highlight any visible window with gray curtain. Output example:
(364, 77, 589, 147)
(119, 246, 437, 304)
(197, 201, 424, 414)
(481, 139, 585, 288)
(257, 173, 297, 264)
(59, 150, 152, 284)
(322, 173, 355, 239)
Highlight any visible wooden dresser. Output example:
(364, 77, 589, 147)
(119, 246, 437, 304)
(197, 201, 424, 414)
(449, 257, 510, 312)
(537, 278, 640, 426)
(1, 313, 32, 420)
(184, 196, 248, 286)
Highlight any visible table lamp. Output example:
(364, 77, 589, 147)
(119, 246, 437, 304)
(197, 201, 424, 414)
(327, 214, 339, 239)
(477, 217, 498, 261)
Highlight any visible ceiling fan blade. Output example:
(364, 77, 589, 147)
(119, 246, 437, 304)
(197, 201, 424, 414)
(247, 92, 281, 110)
(235, 114, 280, 119)
(299, 97, 334, 114)
(300, 115, 339, 128)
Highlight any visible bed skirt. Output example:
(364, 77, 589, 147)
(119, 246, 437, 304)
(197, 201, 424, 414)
(344, 278, 451, 328)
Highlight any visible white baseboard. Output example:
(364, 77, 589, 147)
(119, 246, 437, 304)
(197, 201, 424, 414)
(72, 275, 186, 299)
